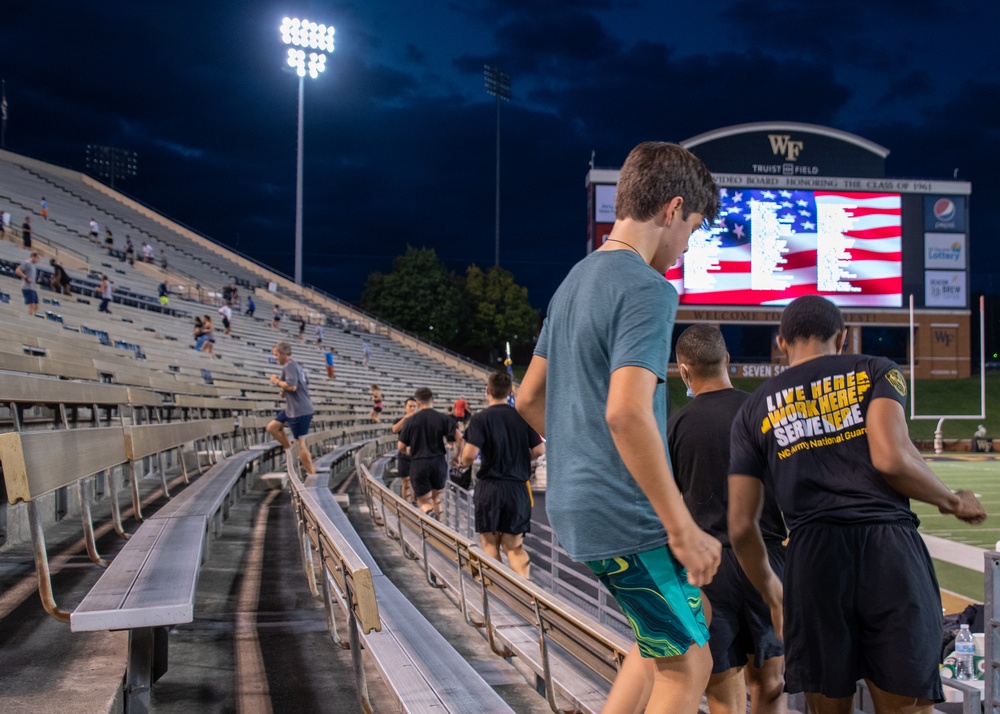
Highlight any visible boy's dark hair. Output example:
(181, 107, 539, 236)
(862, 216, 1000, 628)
(615, 142, 719, 225)
(487, 370, 513, 399)
(779, 296, 845, 344)
(675, 325, 727, 380)
(414, 387, 434, 404)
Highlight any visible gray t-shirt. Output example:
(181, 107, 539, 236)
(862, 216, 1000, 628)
(19, 260, 36, 290)
(535, 250, 678, 562)
(281, 358, 313, 418)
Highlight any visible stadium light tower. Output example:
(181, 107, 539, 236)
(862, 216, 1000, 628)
(280, 17, 335, 285)
(484, 66, 511, 268)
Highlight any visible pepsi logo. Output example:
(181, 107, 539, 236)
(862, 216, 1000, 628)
(934, 198, 956, 222)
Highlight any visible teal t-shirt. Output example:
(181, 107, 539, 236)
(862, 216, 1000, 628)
(535, 250, 678, 561)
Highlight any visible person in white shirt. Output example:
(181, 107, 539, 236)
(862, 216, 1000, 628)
(218, 304, 233, 335)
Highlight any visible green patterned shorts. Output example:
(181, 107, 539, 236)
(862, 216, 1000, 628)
(586, 546, 709, 658)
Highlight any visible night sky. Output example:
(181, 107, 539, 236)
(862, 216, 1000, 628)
(3, 1, 999, 311)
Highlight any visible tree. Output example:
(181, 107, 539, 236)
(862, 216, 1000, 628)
(360, 246, 463, 343)
(462, 264, 540, 353)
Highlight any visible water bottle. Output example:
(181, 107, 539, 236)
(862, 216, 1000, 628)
(955, 624, 975, 680)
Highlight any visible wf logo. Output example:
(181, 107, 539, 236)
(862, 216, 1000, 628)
(934, 331, 953, 348)
(768, 134, 804, 161)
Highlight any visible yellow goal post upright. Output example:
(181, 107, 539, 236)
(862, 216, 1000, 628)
(908, 294, 987, 454)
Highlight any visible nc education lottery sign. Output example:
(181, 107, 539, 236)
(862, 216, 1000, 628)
(924, 233, 966, 270)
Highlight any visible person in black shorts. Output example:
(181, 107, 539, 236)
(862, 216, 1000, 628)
(460, 371, 544, 578)
(728, 296, 986, 714)
(398, 387, 458, 518)
(391, 397, 418, 503)
(668, 325, 785, 714)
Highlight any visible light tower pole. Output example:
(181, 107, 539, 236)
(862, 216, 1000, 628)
(484, 66, 510, 268)
(280, 17, 335, 285)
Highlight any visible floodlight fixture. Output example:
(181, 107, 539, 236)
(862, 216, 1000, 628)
(280, 17, 335, 54)
(86, 144, 138, 189)
(484, 65, 511, 102)
(278, 16, 335, 285)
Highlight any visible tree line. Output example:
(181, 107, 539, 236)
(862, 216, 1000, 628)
(360, 246, 540, 359)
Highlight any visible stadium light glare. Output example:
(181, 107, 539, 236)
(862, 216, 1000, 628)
(278, 16, 335, 285)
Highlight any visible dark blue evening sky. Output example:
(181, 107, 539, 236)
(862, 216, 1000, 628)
(3, 1, 998, 309)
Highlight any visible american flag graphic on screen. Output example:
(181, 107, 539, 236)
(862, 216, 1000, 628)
(666, 188, 902, 307)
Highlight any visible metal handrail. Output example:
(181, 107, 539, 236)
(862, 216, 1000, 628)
(354, 441, 630, 711)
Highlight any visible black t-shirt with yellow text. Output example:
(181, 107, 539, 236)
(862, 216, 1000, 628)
(729, 354, 913, 532)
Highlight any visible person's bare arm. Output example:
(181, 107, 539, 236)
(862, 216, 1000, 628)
(396, 440, 408, 456)
(391, 414, 409, 434)
(728, 474, 783, 640)
(460, 442, 479, 467)
(530, 442, 545, 460)
(867, 398, 986, 523)
(516, 356, 547, 438)
(605, 366, 721, 586)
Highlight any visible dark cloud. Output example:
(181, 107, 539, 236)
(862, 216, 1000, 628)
(878, 71, 932, 106)
(404, 44, 427, 65)
(490, 10, 621, 73)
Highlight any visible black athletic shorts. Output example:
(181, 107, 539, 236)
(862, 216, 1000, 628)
(409, 458, 447, 498)
(396, 452, 410, 479)
(784, 520, 944, 702)
(703, 543, 784, 673)
(474, 479, 531, 536)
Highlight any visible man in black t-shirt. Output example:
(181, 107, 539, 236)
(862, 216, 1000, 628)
(461, 371, 544, 578)
(398, 387, 458, 518)
(729, 296, 985, 713)
(667, 326, 785, 714)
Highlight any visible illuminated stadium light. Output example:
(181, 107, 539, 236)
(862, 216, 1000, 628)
(281, 17, 335, 52)
(278, 17, 335, 285)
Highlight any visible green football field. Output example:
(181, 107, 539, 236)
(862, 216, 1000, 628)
(915, 457, 1000, 602)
